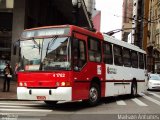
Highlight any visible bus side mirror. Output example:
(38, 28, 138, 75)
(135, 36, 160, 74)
(74, 66, 79, 71)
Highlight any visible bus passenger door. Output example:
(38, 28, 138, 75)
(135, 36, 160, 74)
(71, 33, 105, 100)
(72, 33, 89, 100)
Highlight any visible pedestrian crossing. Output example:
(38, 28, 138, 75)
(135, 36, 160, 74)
(0, 102, 52, 112)
(139, 92, 160, 106)
(149, 92, 160, 99)
(116, 100, 127, 105)
(0, 101, 52, 120)
(0, 91, 160, 113)
(131, 98, 148, 106)
(116, 92, 160, 106)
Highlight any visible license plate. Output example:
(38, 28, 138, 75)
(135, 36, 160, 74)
(37, 96, 46, 100)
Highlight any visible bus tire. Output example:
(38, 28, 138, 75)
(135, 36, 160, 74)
(131, 81, 137, 98)
(44, 101, 57, 106)
(87, 83, 100, 106)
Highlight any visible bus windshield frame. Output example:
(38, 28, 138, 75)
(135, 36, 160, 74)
(19, 35, 71, 71)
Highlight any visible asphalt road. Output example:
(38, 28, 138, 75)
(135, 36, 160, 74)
(0, 90, 160, 120)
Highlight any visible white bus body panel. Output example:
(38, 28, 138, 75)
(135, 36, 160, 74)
(103, 34, 147, 97)
(105, 64, 147, 97)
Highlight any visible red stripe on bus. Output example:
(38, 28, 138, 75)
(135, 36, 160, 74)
(74, 80, 145, 83)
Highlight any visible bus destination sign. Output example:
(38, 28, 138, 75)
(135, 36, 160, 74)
(21, 27, 70, 38)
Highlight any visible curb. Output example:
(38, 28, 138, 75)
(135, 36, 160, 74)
(0, 98, 18, 101)
(0, 99, 35, 101)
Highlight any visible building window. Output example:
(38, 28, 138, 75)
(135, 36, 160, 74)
(0, 0, 14, 8)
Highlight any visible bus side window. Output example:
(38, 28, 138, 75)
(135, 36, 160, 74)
(131, 51, 138, 68)
(103, 42, 113, 64)
(139, 53, 144, 69)
(88, 38, 101, 62)
(144, 54, 147, 69)
(123, 48, 131, 67)
(113, 45, 123, 66)
(73, 39, 86, 70)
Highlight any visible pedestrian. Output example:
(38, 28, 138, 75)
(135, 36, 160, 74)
(14, 63, 19, 80)
(14, 63, 19, 74)
(3, 63, 13, 92)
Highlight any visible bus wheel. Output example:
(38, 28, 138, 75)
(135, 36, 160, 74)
(131, 82, 137, 98)
(88, 83, 100, 106)
(44, 101, 57, 106)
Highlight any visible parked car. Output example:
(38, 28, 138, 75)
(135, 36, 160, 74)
(148, 74, 160, 90)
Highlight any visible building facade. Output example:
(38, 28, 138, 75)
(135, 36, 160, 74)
(147, 0, 160, 73)
(0, 0, 13, 61)
(122, 0, 133, 42)
(122, 0, 148, 50)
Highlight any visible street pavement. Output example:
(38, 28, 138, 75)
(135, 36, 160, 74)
(0, 77, 17, 100)
(0, 79, 160, 120)
(0, 92, 160, 119)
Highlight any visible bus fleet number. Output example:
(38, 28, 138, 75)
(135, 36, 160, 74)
(53, 73, 65, 78)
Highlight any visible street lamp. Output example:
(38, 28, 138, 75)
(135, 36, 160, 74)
(104, 28, 136, 36)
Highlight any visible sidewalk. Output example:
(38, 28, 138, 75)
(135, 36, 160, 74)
(0, 77, 17, 100)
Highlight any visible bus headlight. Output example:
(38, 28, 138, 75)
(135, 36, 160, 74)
(56, 82, 60, 87)
(61, 82, 66, 86)
(19, 82, 23, 87)
(56, 81, 71, 87)
(19, 82, 27, 87)
(24, 82, 27, 87)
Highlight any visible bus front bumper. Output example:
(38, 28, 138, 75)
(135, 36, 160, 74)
(17, 87, 72, 101)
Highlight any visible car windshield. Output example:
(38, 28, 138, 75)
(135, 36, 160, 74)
(149, 74, 160, 80)
(19, 36, 71, 71)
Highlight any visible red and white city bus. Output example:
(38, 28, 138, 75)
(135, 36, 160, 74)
(15, 25, 147, 106)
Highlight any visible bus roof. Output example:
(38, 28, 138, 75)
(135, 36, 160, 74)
(103, 34, 146, 54)
(69, 25, 103, 39)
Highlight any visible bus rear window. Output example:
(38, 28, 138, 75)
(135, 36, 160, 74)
(139, 53, 144, 69)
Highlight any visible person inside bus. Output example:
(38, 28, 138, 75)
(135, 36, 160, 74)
(3, 63, 13, 92)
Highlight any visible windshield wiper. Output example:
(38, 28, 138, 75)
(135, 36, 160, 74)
(39, 36, 58, 71)
(46, 35, 58, 56)
(30, 37, 42, 54)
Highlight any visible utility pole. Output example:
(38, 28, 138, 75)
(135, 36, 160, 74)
(133, 0, 144, 49)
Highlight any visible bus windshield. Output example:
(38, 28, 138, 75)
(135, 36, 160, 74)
(19, 36, 71, 71)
